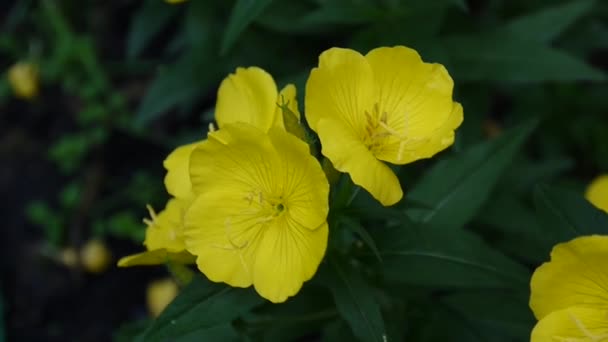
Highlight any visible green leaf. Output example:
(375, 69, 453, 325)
(375, 225, 530, 288)
(408, 120, 538, 230)
(134, 54, 202, 127)
(441, 291, 534, 340)
(221, 0, 275, 55)
(321, 256, 386, 342)
(533, 184, 608, 256)
(443, 32, 606, 82)
(503, 0, 595, 43)
(127, 0, 179, 58)
(338, 216, 382, 263)
(141, 275, 263, 341)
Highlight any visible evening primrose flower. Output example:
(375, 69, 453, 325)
(8, 62, 39, 99)
(529, 235, 608, 341)
(163, 67, 300, 200)
(305, 46, 463, 206)
(118, 198, 194, 267)
(185, 123, 329, 303)
(586, 174, 608, 213)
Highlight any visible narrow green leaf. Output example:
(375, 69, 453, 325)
(321, 256, 386, 342)
(408, 119, 538, 230)
(338, 216, 382, 263)
(375, 225, 530, 288)
(444, 32, 606, 82)
(142, 275, 263, 341)
(127, 0, 179, 58)
(441, 291, 534, 340)
(134, 53, 203, 127)
(503, 0, 595, 43)
(221, 0, 275, 55)
(533, 184, 608, 255)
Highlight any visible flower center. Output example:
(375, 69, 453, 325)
(362, 103, 408, 161)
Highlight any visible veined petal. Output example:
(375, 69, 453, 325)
(253, 221, 328, 303)
(586, 174, 608, 213)
(189, 124, 277, 195)
(163, 141, 203, 199)
(117, 249, 195, 267)
(531, 307, 608, 342)
(530, 235, 608, 320)
(267, 127, 329, 230)
(184, 190, 262, 288)
(144, 198, 189, 252)
(317, 118, 403, 206)
(374, 102, 463, 164)
(215, 67, 278, 131)
(305, 47, 376, 134)
(365, 46, 455, 139)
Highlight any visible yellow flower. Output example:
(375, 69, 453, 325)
(165, 0, 187, 4)
(163, 67, 300, 200)
(185, 123, 329, 303)
(8, 62, 39, 99)
(305, 46, 463, 206)
(118, 198, 195, 267)
(529, 235, 608, 341)
(586, 174, 608, 213)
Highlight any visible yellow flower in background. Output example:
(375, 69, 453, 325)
(118, 199, 195, 267)
(305, 46, 463, 206)
(8, 62, 39, 99)
(586, 174, 608, 213)
(165, 0, 187, 4)
(185, 123, 329, 303)
(529, 235, 608, 341)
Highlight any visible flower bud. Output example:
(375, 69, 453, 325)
(8, 62, 39, 99)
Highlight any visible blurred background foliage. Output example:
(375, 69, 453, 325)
(1, 0, 607, 341)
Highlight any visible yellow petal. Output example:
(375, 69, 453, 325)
(365, 46, 455, 139)
(374, 102, 463, 164)
(317, 118, 403, 206)
(144, 198, 189, 252)
(267, 126, 329, 230)
(215, 67, 278, 132)
(163, 141, 203, 199)
(586, 174, 608, 213)
(117, 249, 195, 267)
(530, 235, 608, 320)
(531, 307, 608, 342)
(305, 47, 375, 133)
(253, 222, 328, 303)
(184, 191, 260, 288)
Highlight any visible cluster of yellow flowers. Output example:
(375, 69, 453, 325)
(529, 175, 608, 341)
(118, 46, 463, 303)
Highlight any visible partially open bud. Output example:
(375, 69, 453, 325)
(80, 239, 112, 274)
(8, 62, 39, 100)
(146, 278, 179, 317)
